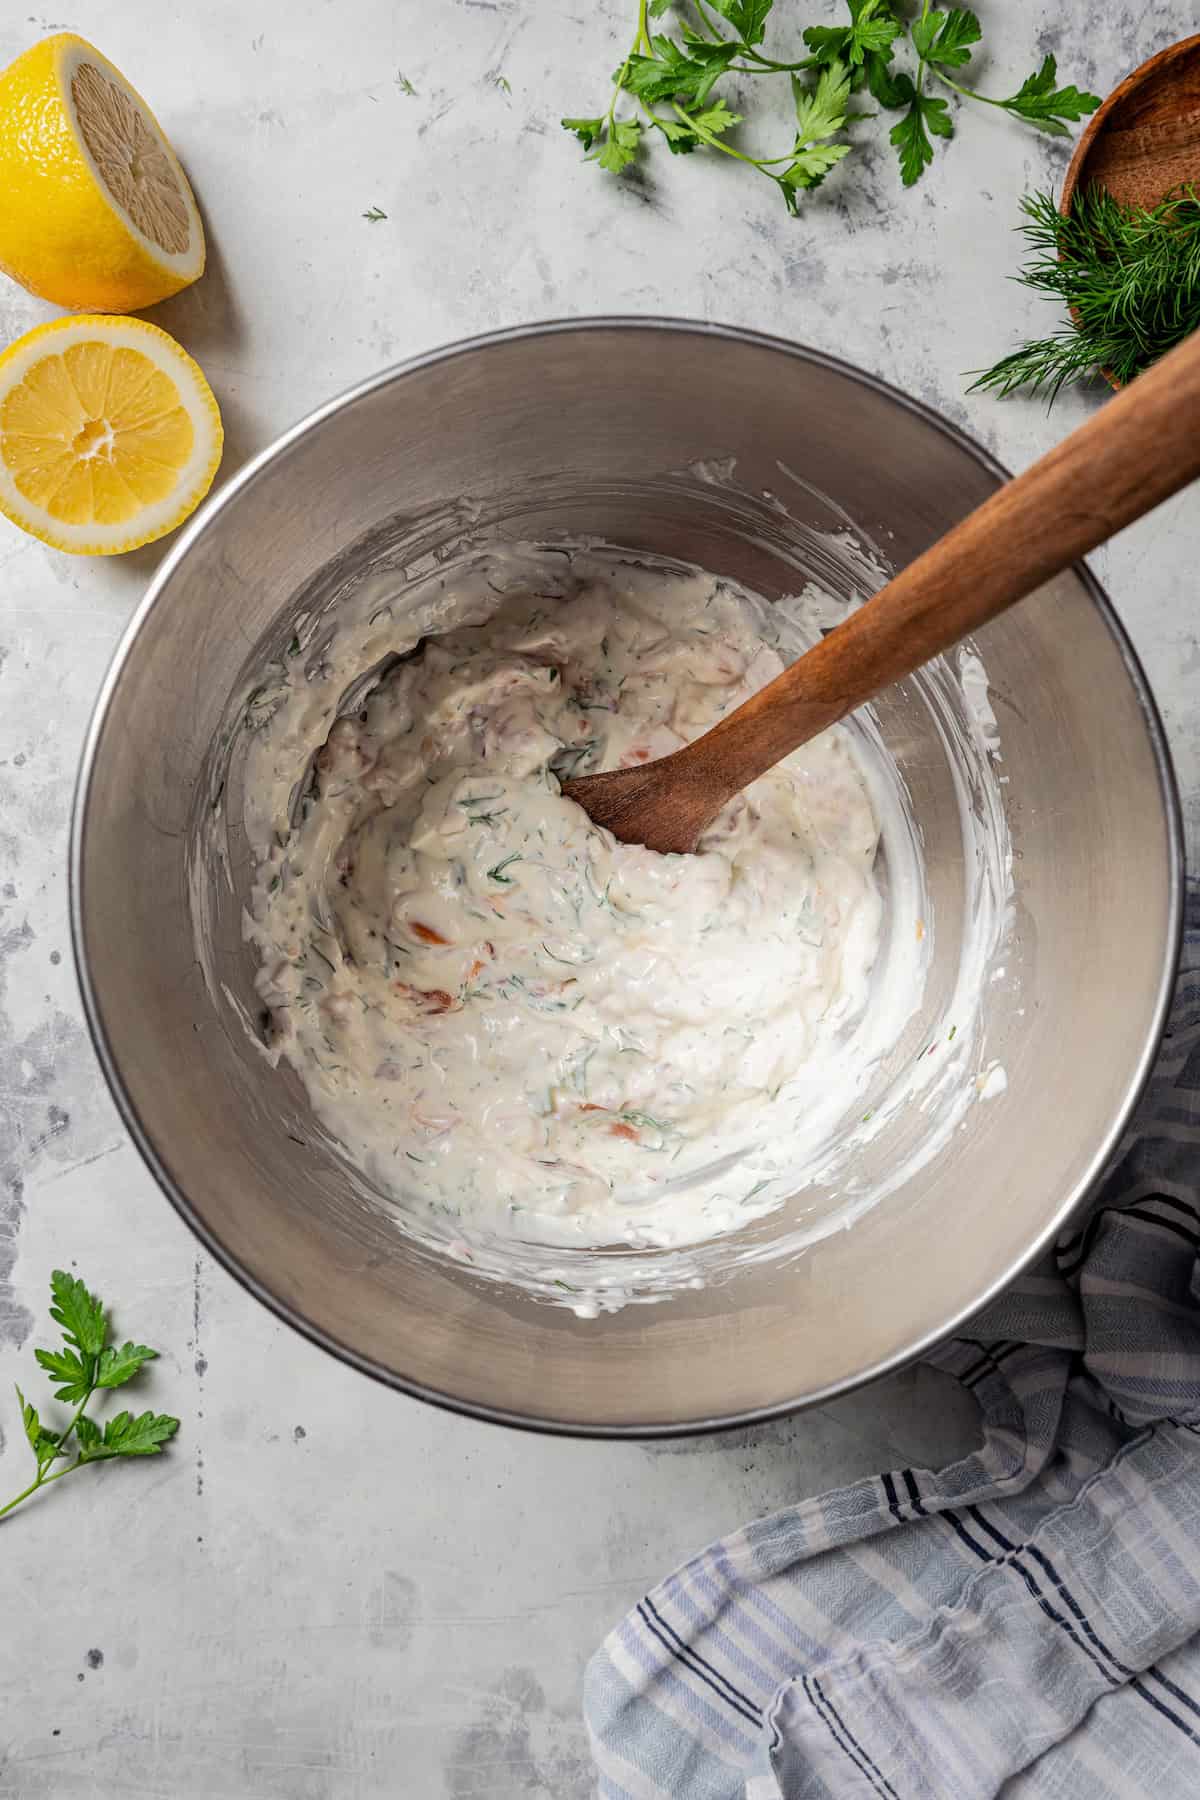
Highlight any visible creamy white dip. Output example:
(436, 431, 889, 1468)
(244, 554, 895, 1250)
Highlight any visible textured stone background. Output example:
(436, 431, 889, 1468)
(0, 2, 1196, 1793)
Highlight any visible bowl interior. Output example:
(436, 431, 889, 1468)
(73, 323, 1180, 1433)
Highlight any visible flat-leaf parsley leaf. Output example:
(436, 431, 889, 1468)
(1, 1270, 178, 1526)
(562, 0, 1098, 208)
(891, 92, 953, 188)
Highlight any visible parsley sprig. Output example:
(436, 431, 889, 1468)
(1, 1271, 179, 1525)
(563, 0, 1099, 208)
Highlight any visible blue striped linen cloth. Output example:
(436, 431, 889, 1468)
(585, 885, 1200, 1799)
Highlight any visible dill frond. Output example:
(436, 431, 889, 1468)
(972, 185, 1200, 402)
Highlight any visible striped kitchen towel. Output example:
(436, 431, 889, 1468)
(585, 884, 1200, 1798)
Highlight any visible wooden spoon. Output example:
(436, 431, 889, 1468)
(563, 327, 1200, 855)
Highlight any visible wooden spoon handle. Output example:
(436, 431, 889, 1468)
(687, 327, 1200, 800)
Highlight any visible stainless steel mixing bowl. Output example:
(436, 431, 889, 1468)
(71, 320, 1182, 1435)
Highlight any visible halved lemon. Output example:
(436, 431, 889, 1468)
(0, 315, 223, 555)
(0, 34, 204, 312)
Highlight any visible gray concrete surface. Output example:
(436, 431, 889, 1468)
(0, 1, 1196, 1793)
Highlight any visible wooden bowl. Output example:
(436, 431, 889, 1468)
(1062, 32, 1200, 213)
(1059, 34, 1200, 388)
(1060, 34, 1200, 389)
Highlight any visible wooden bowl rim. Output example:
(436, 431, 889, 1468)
(1061, 30, 1200, 216)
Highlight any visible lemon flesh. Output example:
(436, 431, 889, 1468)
(0, 316, 222, 554)
(0, 34, 205, 312)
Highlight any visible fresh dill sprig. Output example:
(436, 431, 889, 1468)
(972, 185, 1200, 402)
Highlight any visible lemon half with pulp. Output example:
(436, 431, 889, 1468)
(0, 34, 205, 312)
(0, 315, 223, 555)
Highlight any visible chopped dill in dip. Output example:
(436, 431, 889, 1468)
(245, 553, 889, 1250)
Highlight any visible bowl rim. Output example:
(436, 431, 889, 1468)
(69, 316, 1186, 1438)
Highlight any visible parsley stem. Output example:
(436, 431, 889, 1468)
(913, 2, 931, 98)
(54, 1386, 97, 1461)
(0, 1476, 45, 1520)
(930, 70, 1005, 109)
(0, 1380, 95, 1522)
(0, 1458, 82, 1523)
(668, 99, 793, 167)
(687, 0, 719, 40)
(609, 0, 651, 134)
(739, 50, 810, 71)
